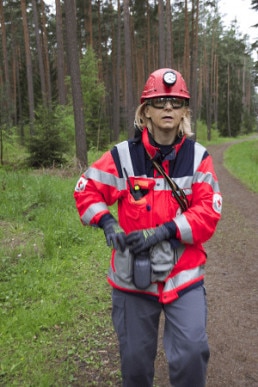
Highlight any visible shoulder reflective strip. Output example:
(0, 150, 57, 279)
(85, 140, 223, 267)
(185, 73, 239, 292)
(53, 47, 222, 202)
(81, 202, 108, 225)
(174, 175, 193, 189)
(164, 266, 205, 292)
(154, 176, 193, 193)
(116, 141, 134, 177)
(173, 214, 193, 244)
(194, 142, 206, 173)
(193, 171, 220, 192)
(86, 167, 126, 191)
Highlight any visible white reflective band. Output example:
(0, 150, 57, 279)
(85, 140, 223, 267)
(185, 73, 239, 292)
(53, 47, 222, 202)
(174, 175, 192, 188)
(174, 214, 193, 244)
(193, 171, 220, 192)
(164, 265, 205, 292)
(81, 202, 108, 224)
(116, 141, 135, 177)
(194, 142, 206, 173)
(86, 167, 126, 191)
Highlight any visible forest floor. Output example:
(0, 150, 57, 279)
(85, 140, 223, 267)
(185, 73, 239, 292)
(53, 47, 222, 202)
(74, 142, 258, 386)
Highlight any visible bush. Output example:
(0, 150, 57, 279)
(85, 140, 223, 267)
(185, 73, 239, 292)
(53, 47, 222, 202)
(27, 108, 69, 168)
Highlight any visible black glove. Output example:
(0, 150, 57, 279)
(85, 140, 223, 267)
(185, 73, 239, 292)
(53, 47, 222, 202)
(102, 219, 126, 252)
(126, 225, 170, 255)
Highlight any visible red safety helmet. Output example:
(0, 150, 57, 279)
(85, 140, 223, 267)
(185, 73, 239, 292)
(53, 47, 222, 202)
(140, 68, 190, 103)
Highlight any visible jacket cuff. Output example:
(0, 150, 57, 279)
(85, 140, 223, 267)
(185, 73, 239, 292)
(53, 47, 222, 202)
(163, 221, 177, 238)
(98, 213, 116, 228)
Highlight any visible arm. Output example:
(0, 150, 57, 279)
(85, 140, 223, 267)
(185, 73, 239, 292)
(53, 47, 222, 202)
(173, 153, 222, 245)
(74, 150, 123, 226)
(74, 150, 126, 251)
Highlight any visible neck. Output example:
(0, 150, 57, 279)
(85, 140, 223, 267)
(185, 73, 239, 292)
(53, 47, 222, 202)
(152, 128, 177, 145)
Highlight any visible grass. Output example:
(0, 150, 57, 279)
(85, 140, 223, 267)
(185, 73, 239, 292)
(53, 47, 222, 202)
(224, 139, 258, 193)
(0, 129, 257, 385)
(0, 169, 119, 385)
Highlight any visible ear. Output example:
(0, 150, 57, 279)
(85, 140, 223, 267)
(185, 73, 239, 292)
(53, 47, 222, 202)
(145, 105, 151, 118)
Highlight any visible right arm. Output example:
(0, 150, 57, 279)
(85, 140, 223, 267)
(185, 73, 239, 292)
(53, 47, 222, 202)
(74, 150, 122, 227)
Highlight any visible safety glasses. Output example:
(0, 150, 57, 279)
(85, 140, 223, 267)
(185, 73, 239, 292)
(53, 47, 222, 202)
(146, 97, 189, 109)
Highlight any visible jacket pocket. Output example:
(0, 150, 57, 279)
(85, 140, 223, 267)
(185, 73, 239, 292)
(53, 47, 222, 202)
(150, 241, 175, 282)
(112, 248, 134, 284)
(119, 177, 155, 230)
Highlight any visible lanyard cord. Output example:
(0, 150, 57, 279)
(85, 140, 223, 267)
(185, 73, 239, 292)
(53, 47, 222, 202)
(152, 159, 189, 212)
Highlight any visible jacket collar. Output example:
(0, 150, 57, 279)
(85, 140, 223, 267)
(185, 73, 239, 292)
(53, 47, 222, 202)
(142, 127, 186, 161)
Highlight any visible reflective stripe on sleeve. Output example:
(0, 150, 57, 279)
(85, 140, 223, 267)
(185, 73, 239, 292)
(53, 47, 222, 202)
(193, 171, 220, 192)
(81, 202, 109, 225)
(173, 213, 193, 244)
(86, 167, 126, 191)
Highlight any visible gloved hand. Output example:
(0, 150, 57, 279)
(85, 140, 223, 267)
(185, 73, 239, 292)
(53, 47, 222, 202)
(126, 225, 170, 255)
(102, 219, 126, 252)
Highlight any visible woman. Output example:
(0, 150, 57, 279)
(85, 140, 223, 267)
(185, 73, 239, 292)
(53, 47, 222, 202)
(74, 68, 222, 386)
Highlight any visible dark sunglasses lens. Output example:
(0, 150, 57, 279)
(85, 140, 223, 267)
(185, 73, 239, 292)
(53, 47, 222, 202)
(152, 98, 166, 108)
(149, 97, 186, 109)
(171, 98, 184, 108)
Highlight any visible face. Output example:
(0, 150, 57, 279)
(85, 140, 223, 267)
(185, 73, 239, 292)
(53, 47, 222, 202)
(144, 98, 186, 134)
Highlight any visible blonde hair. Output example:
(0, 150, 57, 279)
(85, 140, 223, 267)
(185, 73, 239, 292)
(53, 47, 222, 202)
(134, 102, 194, 138)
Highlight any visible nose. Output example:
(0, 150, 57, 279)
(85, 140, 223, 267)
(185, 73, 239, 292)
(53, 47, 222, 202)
(164, 100, 173, 109)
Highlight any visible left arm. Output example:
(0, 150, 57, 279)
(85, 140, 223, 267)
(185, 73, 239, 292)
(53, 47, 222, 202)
(173, 153, 222, 244)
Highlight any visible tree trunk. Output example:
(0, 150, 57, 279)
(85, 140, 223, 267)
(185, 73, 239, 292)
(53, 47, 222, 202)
(55, 0, 67, 105)
(40, 0, 52, 107)
(166, 0, 173, 67)
(97, 0, 103, 80)
(183, 0, 190, 86)
(227, 62, 231, 136)
(32, 0, 47, 107)
(214, 53, 218, 127)
(158, 0, 165, 68)
(123, 0, 134, 138)
(147, 1, 151, 74)
(112, 0, 121, 141)
(0, 0, 11, 126)
(64, 0, 87, 168)
(88, 0, 93, 47)
(190, 0, 199, 136)
(20, 0, 35, 135)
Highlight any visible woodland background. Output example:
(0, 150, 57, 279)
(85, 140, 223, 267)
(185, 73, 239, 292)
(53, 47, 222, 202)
(0, 0, 257, 169)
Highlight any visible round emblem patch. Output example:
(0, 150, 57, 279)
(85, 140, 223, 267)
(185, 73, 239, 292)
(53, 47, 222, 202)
(213, 193, 222, 214)
(75, 177, 88, 192)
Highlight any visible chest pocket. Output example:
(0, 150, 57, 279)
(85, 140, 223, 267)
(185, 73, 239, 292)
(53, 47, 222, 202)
(115, 142, 156, 230)
(118, 176, 156, 232)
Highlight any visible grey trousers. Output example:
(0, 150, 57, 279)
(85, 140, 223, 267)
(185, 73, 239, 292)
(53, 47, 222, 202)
(112, 286, 209, 387)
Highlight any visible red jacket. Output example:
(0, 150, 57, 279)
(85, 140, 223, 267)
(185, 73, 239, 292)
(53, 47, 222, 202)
(74, 128, 222, 303)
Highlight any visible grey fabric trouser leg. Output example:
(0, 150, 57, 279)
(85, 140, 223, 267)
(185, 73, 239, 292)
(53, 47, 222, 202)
(112, 286, 209, 387)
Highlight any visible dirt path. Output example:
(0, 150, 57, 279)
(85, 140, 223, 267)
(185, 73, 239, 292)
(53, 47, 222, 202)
(204, 143, 258, 386)
(154, 143, 258, 386)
